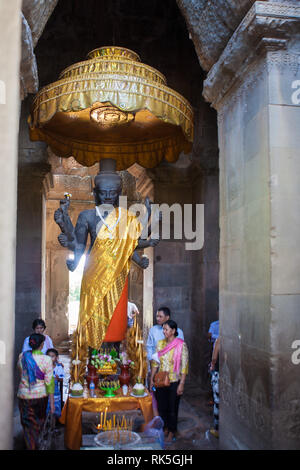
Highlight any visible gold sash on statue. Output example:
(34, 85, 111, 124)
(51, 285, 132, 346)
(78, 207, 141, 349)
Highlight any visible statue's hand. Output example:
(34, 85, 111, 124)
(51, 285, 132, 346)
(60, 198, 70, 212)
(66, 258, 76, 272)
(54, 208, 63, 225)
(58, 233, 69, 248)
(148, 238, 159, 247)
(139, 257, 149, 269)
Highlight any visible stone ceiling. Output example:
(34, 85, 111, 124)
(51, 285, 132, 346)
(176, 0, 257, 71)
(20, 0, 260, 100)
(21, 0, 58, 98)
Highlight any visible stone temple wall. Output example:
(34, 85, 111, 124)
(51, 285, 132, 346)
(202, 1, 300, 450)
(15, 97, 50, 361)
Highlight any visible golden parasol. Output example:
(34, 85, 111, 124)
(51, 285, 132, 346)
(28, 46, 194, 170)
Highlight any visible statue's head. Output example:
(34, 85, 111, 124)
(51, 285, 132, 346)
(93, 171, 122, 207)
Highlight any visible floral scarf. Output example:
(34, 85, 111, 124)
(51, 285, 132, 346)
(152, 337, 184, 374)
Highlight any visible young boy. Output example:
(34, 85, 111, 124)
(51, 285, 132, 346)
(46, 348, 64, 418)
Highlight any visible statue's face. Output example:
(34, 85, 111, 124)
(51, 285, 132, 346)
(93, 178, 122, 207)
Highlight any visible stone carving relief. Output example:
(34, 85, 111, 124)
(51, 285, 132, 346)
(20, 13, 38, 99)
(203, 2, 300, 107)
(250, 377, 269, 433)
(275, 381, 300, 440)
(219, 361, 233, 408)
(176, 0, 255, 72)
(216, 42, 300, 127)
(21, 0, 58, 99)
(233, 368, 249, 422)
(22, 0, 59, 48)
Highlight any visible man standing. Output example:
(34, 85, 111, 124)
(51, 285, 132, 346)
(208, 319, 219, 347)
(209, 336, 220, 439)
(146, 307, 184, 363)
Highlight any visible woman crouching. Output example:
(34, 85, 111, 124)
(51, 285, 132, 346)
(150, 319, 189, 442)
(17, 333, 55, 450)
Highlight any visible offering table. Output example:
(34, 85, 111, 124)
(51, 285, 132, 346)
(59, 388, 153, 450)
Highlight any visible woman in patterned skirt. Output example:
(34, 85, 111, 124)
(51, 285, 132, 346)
(17, 333, 55, 450)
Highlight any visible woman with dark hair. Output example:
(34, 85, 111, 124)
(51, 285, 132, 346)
(22, 319, 54, 354)
(150, 319, 189, 442)
(17, 333, 55, 450)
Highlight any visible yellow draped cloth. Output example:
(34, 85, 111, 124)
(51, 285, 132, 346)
(77, 207, 142, 350)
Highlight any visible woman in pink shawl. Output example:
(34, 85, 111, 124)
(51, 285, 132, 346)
(150, 319, 189, 442)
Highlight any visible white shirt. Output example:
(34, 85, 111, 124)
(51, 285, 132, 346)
(127, 301, 139, 328)
(22, 335, 54, 355)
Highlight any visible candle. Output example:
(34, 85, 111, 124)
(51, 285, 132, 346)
(135, 317, 138, 344)
(100, 412, 103, 429)
(113, 415, 115, 428)
(104, 407, 107, 428)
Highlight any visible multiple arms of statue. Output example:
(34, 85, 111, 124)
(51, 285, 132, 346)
(54, 196, 160, 272)
(66, 212, 89, 272)
(54, 198, 75, 251)
(54, 200, 88, 272)
(136, 196, 160, 249)
(132, 250, 149, 269)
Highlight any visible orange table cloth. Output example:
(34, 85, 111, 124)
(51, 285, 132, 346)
(60, 390, 153, 450)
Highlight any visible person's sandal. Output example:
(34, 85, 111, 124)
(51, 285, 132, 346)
(209, 428, 219, 438)
(165, 432, 175, 443)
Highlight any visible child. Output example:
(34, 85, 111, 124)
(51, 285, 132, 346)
(46, 348, 64, 418)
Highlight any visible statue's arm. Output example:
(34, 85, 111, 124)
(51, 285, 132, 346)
(136, 237, 159, 248)
(132, 250, 149, 269)
(136, 196, 160, 249)
(54, 198, 75, 250)
(66, 212, 89, 272)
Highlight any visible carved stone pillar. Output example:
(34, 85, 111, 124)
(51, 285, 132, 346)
(15, 98, 51, 363)
(15, 161, 51, 354)
(0, 0, 22, 449)
(203, 2, 300, 450)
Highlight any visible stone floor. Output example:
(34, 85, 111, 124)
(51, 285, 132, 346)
(13, 349, 219, 451)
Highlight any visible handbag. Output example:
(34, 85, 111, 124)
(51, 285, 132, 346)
(154, 371, 170, 388)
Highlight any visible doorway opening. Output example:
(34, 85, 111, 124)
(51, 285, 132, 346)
(68, 253, 86, 335)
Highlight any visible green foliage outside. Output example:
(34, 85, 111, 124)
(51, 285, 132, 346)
(69, 284, 81, 302)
